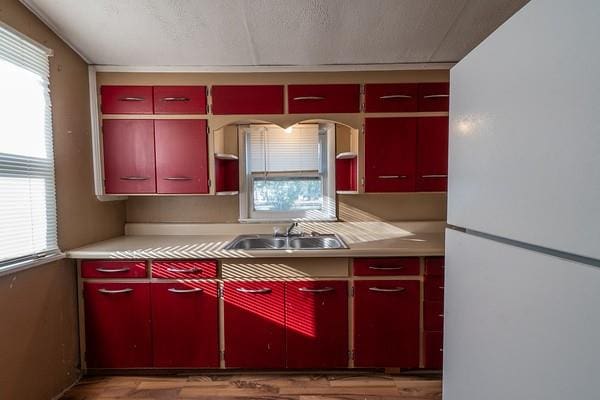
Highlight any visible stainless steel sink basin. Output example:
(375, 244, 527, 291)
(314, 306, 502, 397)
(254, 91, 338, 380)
(224, 234, 348, 251)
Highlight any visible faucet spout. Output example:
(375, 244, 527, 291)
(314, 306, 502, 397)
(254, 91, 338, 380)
(285, 222, 299, 237)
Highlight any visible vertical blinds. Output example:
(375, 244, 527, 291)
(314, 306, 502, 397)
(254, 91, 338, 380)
(248, 124, 320, 173)
(0, 23, 57, 266)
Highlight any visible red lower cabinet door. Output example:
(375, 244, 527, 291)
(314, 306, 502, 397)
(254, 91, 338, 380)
(102, 119, 156, 194)
(84, 282, 152, 368)
(154, 120, 209, 194)
(354, 280, 420, 368)
(424, 331, 443, 369)
(151, 282, 219, 368)
(364, 118, 417, 192)
(285, 281, 348, 368)
(416, 117, 448, 191)
(224, 281, 285, 368)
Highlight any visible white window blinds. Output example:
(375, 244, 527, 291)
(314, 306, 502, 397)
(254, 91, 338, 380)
(0, 23, 57, 267)
(248, 124, 320, 173)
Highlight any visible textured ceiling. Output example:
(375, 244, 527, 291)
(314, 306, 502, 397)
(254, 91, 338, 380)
(21, 0, 529, 66)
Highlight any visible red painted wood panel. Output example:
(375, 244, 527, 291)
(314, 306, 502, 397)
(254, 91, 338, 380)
(215, 158, 239, 193)
(424, 257, 445, 276)
(335, 157, 357, 191)
(288, 84, 360, 114)
(424, 276, 445, 301)
(81, 260, 147, 279)
(211, 85, 284, 115)
(424, 301, 444, 331)
(417, 117, 448, 192)
(151, 260, 218, 279)
(153, 86, 207, 114)
(364, 83, 418, 112)
(151, 282, 219, 368)
(100, 86, 153, 114)
(354, 280, 420, 367)
(424, 331, 443, 369)
(102, 119, 156, 194)
(353, 257, 420, 276)
(285, 281, 348, 368)
(418, 82, 449, 112)
(364, 117, 417, 192)
(154, 119, 209, 194)
(223, 281, 285, 368)
(84, 282, 152, 368)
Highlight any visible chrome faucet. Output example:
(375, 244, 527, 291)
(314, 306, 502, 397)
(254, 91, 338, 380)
(285, 222, 299, 237)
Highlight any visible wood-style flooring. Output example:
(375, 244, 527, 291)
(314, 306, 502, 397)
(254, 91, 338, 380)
(60, 372, 442, 399)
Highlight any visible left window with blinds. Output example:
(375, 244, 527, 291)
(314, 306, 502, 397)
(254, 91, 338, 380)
(0, 23, 59, 271)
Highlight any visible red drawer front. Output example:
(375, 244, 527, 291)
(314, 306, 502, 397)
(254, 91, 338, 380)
(152, 260, 218, 279)
(151, 282, 219, 368)
(211, 85, 284, 115)
(365, 83, 418, 113)
(354, 257, 420, 276)
(81, 260, 147, 279)
(425, 257, 445, 276)
(288, 84, 360, 114)
(418, 82, 449, 112)
(424, 331, 443, 369)
(424, 276, 445, 301)
(335, 157, 357, 191)
(153, 86, 207, 114)
(100, 86, 153, 114)
(424, 301, 444, 331)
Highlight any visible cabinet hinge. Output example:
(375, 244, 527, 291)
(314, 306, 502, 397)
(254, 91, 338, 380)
(361, 123, 365, 135)
(360, 84, 365, 95)
(208, 178, 212, 188)
(360, 177, 365, 187)
(206, 86, 211, 97)
(217, 286, 223, 298)
(220, 350, 225, 361)
(350, 286, 355, 297)
(206, 103, 211, 114)
(348, 350, 355, 360)
(206, 124, 210, 134)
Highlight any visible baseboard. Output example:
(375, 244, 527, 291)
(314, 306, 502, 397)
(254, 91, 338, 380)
(50, 373, 82, 400)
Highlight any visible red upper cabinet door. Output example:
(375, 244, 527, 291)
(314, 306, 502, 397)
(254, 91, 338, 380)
(81, 260, 147, 279)
(288, 84, 360, 114)
(211, 85, 284, 115)
(285, 281, 348, 368)
(100, 86, 153, 114)
(354, 280, 420, 368)
(151, 282, 219, 368)
(154, 119, 209, 194)
(416, 117, 448, 192)
(418, 82, 449, 112)
(102, 119, 156, 194)
(84, 282, 152, 368)
(365, 83, 418, 113)
(153, 86, 207, 114)
(364, 117, 417, 192)
(224, 281, 285, 368)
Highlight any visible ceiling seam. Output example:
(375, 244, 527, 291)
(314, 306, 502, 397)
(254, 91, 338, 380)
(428, 0, 470, 62)
(240, 1, 259, 65)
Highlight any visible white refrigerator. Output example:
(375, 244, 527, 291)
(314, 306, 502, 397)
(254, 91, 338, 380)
(444, 1, 600, 399)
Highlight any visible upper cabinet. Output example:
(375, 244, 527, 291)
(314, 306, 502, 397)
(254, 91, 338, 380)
(153, 86, 207, 114)
(418, 82, 449, 112)
(211, 85, 284, 115)
(101, 85, 207, 114)
(365, 83, 418, 113)
(288, 84, 360, 114)
(101, 86, 154, 114)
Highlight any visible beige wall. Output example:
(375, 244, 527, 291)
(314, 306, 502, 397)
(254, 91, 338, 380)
(0, 1, 125, 399)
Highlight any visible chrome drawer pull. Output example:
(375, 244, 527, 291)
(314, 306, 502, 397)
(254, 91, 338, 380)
(438, 314, 444, 317)
(236, 288, 272, 294)
(298, 287, 334, 293)
(96, 267, 130, 273)
(162, 97, 190, 102)
(369, 287, 406, 293)
(163, 176, 193, 181)
(120, 176, 149, 181)
(378, 175, 407, 179)
(168, 287, 203, 293)
(379, 94, 412, 100)
(166, 267, 202, 273)
(98, 288, 133, 294)
(439, 286, 445, 289)
(422, 174, 448, 178)
(293, 96, 326, 101)
(119, 96, 145, 101)
(423, 94, 449, 99)
(369, 265, 404, 270)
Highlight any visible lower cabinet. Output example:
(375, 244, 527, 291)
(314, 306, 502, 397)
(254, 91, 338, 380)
(354, 280, 420, 368)
(151, 282, 219, 368)
(223, 281, 286, 368)
(84, 282, 152, 368)
(424, 331, 443, 369)
(285, 281, 348, 368)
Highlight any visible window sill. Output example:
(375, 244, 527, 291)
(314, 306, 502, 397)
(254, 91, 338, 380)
(0, 252, 66, 278)
(239, 217, 338, 224)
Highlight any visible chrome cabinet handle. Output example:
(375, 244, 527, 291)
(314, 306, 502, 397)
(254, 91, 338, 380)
(168, 287, 203, 293)
(379, 94, 412, 100)
(378, 175, 407, 179)
(119, 97, 145, 101)
(98, 288, 133, 294)
(161, 97, 190, 102)
(298, 287, 334, 293)
(438, 314, 444, 317)
(439, 286, 445, 289)
(166, 267, 202, 273)
(235, 288, 272, 294)
(422, 174, 448, 178)
(163, 176, 193, 181)
(423, 94, 449, 99)
(369, 287, 406, 293)
(369, 265, 404, 270)
(96, 267, 130, 273)
(120, 176, 149, 181)
(292, 96, 326, 101)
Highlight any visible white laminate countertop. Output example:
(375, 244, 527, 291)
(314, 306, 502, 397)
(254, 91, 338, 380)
(67, 221, 446, 259)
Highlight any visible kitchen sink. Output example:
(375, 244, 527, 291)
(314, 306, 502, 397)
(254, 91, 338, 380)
(224, 234, 348, 251)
